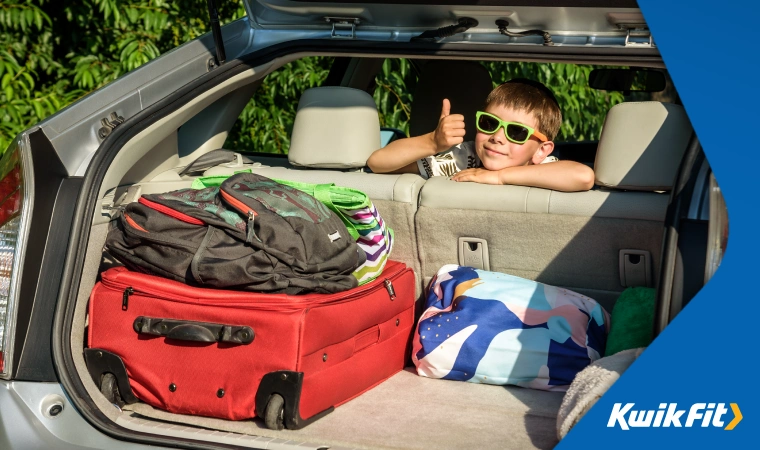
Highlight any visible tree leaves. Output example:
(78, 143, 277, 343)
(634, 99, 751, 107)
(0, 0, 248, 151)
(366, 59, 623, 144)
(0, 0, 51, 32)
(373, 59, 416, 136)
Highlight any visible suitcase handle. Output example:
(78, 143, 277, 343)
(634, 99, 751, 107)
(133, 316, 254, 345)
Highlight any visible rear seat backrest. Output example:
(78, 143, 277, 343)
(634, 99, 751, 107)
(414, 101, 694, 309)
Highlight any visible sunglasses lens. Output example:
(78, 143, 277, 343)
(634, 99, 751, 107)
(506, 124, 530, 143)
(477, 115, 500, 133)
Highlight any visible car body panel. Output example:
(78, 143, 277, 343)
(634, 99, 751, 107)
(245, 0, 643, 33)
(0, 381, 158, 449)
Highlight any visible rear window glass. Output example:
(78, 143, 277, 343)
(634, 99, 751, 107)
(226, 57, 334, 155)
(374, 60, 630, 144)
(225, 57, 675, 154)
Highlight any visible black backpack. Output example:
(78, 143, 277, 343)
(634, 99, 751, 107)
(106, 173, 366, 294)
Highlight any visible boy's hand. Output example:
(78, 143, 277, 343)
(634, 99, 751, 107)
(431, 98, 466, 153)
(451, 168, 501, 185)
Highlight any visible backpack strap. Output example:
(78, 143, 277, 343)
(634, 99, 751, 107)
(190, 227, 217, 284)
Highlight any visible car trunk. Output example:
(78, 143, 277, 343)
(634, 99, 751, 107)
(70, 225, 566, 450)
(52, 2, 666, 448)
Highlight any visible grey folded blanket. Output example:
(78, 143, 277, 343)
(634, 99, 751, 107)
(556, 347, 645, 440)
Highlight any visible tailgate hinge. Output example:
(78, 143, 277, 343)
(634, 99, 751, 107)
(325, 17, 360, 39)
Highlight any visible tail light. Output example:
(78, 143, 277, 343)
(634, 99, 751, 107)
(704, 172, 728, 282)
(0, 138, 33, 378)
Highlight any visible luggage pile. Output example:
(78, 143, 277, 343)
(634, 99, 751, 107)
(86, 173, 414, 430)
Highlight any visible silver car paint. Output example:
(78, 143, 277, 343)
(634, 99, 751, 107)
(0, 380, 159, 449)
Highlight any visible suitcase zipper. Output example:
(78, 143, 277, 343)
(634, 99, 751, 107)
(122, 287, 134, 311)
(103, 266, 409, 310)
(384, 279, 396, 300)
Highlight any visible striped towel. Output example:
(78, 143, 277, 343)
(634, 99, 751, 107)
(344, 203, 394, 285)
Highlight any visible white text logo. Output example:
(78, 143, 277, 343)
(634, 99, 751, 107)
(607, 403, 742, 430)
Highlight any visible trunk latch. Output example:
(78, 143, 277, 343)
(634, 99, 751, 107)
(325, 17, 360, 39)
(621, 27, 654, 48)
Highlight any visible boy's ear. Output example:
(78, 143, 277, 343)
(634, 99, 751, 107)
(531, 141, 555, 164)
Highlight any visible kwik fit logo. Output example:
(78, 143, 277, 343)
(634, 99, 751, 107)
(608, 403, 742, 430)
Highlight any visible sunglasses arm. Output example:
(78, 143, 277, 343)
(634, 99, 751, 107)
(532, 130, 549, 142)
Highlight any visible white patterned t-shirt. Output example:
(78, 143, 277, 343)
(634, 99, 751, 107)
(416, 141, 558, 179)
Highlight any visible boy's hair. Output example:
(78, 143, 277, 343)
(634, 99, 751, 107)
(484, 78, 562, 141)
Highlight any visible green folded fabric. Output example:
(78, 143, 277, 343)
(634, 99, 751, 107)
(604, 287, 656, 357)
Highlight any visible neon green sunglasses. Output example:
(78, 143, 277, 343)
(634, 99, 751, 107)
(475, 111, 548, 144)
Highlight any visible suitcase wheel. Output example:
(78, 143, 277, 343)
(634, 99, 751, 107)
(100, 373, 124, 408)
(264, 394, 285, 430)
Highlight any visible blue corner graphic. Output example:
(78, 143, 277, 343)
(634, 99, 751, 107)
(559, 1, 759, 448)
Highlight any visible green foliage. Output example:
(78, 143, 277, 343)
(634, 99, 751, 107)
(1, 0, 79, 150)
(0, 0, 246, 151)
(373, 59, 417, 135)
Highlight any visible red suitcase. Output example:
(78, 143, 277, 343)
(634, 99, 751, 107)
(85, 260, 415, 429)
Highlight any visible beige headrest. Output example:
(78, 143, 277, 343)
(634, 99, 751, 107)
(288, 87, 380, 169)
(594, 102, 693, 191)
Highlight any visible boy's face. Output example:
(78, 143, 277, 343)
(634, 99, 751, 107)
(474, 104, 554, 171)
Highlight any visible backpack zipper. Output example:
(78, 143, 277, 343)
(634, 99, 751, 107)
(138, 197, 205, 226)
(124, 214, 149, 233)
(247, 211, 257, 243)
(219, 189, 260, 243)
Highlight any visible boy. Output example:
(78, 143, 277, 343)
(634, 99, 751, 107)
(366, 79, 595, 192)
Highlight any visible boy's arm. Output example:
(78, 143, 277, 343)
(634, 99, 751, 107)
(367, 99, 465, 174)
(366, 133, 438, 174)
(451, 160, 596, 192)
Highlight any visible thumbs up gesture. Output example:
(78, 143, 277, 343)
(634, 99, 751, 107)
(432, 98, 466, 153)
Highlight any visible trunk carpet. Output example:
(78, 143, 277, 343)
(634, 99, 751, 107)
(124, 368, 564, 449)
